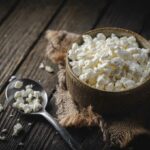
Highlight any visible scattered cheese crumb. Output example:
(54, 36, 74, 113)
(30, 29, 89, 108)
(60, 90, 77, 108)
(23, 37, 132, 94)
(45, 66, 54, 73)
(39, 62, 54, 73)
(14, 81, 23, 89)
(0, 136, 6, 141)
(28, 122, 32, 126)
(0, 104, 3, 113)
(18, 142, 24, 146)
(1, 129, 7, 133)
(9, 114, 14, 118)
(12, 123, 23, 136)
(39, 62, 45, 69)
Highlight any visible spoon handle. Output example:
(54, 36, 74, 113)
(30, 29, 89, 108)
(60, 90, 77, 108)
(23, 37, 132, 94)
(40, 110, 82, 150)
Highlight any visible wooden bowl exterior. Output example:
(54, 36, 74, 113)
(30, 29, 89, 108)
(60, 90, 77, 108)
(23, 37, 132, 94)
(66, 27, 150, 116)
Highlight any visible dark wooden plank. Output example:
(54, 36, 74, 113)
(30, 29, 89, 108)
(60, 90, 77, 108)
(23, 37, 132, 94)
(0, 0, 19, 24)
(81, 128, 105, 150)
(96, 0, 150, 32)
(0, 0, 109, 149)
(50, 0, 109, 33)
(0, 0, 64, 92)
(140, 14, 150, 39)
(22, 121, 70, 150)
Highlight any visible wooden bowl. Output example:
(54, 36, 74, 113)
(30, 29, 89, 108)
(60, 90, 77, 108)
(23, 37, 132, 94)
(66, 27, 150, 116)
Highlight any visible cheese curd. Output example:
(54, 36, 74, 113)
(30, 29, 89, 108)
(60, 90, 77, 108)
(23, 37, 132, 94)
(39, 62, 54, 73)
(13, 83, 42, 113)
(45, 66, 54, 73)
(14, 81, 23, 89)
(1, 129, 7, 133)
(0, 136, 6, 141)
(0, 104, 3, 113)
(68, 33, 150, 91)
(12, 123, 23, 136)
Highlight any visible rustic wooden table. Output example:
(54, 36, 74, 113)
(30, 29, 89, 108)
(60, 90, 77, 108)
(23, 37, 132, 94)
(0, 0, 150, 150)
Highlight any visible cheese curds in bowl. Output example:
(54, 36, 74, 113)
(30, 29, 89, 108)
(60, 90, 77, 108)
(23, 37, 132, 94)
(66, 27, 150, 116)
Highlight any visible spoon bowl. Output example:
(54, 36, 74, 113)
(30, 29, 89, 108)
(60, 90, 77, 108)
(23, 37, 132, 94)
(5, 78, 47, 113)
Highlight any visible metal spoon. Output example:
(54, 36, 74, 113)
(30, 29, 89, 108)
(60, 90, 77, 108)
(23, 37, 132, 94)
(5, 78, 81, 150)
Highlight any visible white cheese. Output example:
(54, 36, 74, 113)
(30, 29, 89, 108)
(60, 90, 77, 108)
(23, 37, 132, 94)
(39, 62, 54, 73)
(25, 97, 32, 103)
(33, 91, 41, 98)
(12, 123, 23, 136)
(1, 129, 7, 133)
(21, 90, 27, 97)
(14, 81, 23, 89)
(0, 136, 6, 141)
(39, 62, 45, 69)
(14, 91, 22, 99)
(13, 83, 43, 113)
(105, 82, 114, 91)
(32, 102, 42, 112)
(23, 104, 32, 114)
(28, 93, 33, 99)
(28, 122, 32, 126)
(45, 65, 54, 73)
(9, 114, 14, 118)
(68, 33, 150, 91)
(26, 88, 34, 95)
(18, 142, 24, 146)
(0, 104, 3, 113)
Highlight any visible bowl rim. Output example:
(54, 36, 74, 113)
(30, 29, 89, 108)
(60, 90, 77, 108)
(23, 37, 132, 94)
(66, 27, 150, 94)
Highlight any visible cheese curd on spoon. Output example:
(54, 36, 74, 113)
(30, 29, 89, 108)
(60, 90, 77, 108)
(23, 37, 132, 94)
(68, 33, 150, 91)
(13, 81, 42, 113)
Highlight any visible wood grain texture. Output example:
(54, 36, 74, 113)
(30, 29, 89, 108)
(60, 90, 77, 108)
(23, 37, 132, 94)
(0, 0, 64, 92)
(96, 0, 150, 32)
(50, 0, 109, 33)
(0, 0, 19, 24)
(140, 14, 150, 39)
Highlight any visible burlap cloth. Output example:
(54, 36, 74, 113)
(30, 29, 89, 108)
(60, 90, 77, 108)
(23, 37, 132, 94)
(45, 30, 150, 149)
